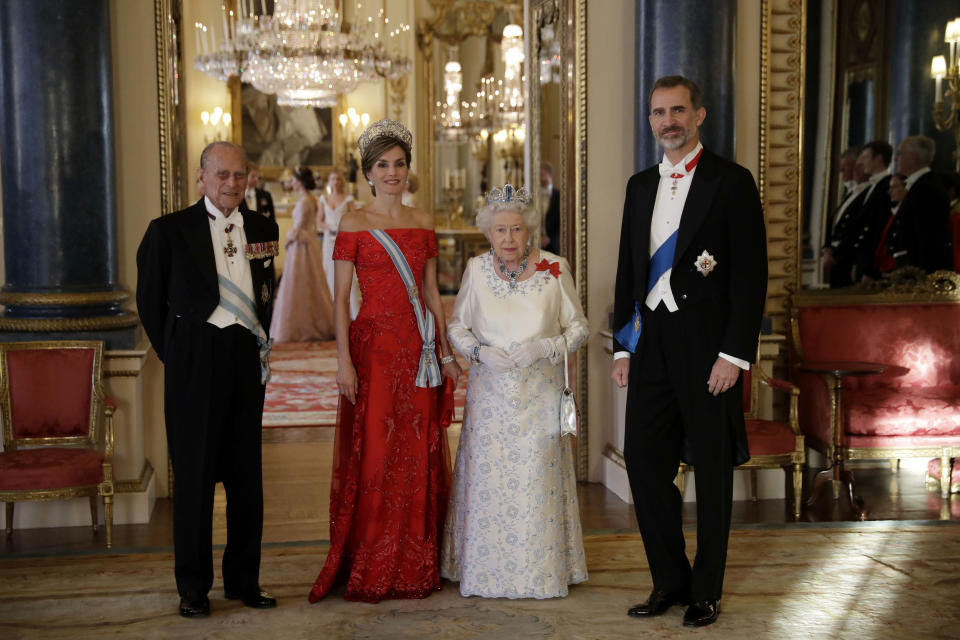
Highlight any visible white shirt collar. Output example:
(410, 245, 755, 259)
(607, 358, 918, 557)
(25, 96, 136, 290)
(904, 167, 931, 191)
(660, 142, 704, 175)
(868, 169, 891, 185)
(204, 196, 244, 227)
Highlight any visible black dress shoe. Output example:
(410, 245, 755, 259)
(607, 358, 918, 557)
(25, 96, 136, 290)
(179, 594, 210, 618)
(627, 589, 690, 617)
(683, 600, 720, 627)
(224, 587, 277, 609)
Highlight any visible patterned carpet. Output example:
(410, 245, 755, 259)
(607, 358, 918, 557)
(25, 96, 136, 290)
(1, 524, 959, 639)
(264, 341, 467, 427)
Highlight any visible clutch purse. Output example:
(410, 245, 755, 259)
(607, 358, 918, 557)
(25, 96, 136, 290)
(560, 347, 578, 438)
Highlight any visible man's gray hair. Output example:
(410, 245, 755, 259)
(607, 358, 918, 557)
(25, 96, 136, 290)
(899, 136, 936, 167)
(475, 201, 541, 240)
(199, 141, 246, 170)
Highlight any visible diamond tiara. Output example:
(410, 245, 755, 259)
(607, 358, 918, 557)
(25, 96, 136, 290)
(357, 119, 413, 155)
(484, 184, 532, 208)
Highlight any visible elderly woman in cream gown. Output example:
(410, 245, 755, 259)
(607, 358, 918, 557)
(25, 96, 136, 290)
(440, 184, 589, 599)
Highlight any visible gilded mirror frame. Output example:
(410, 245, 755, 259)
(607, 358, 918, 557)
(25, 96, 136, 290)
(155, 0, 188, 215)
(759, 0, 804, 337)
(528, 0, 588, 478)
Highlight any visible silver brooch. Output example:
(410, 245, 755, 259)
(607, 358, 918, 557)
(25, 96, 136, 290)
(695, 250, 717, 276)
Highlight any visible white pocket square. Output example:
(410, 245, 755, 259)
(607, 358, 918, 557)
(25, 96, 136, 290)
(263, 259, 272, 268)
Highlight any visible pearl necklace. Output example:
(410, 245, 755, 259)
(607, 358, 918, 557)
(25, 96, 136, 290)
(494, 246, 530, 289)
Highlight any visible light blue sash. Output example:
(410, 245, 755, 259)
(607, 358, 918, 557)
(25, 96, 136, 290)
(217, 274, 273, 384)
(613, 228, 678, 353)
(370, 229, 442, 388)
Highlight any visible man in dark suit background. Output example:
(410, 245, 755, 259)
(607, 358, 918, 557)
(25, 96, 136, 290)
(875, 135, 953, 273)
(611, 76, 767, 627)
(539, 161, 561, 254)
(136, 142, 279, 618)
(822, 153, 868, 287)
(848, 141, 893, 281)
(241, 163, 276, 223)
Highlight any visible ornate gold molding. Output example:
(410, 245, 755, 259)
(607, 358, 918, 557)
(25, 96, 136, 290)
(0, 313, 140, 332)
(116, 460, 155, 494)
(0, 290, 128, 306)
(602, 443, 625, 470)
(760, 0, 805, 336)
(794, 269, 960, 306)
(574, 0, 588, 481)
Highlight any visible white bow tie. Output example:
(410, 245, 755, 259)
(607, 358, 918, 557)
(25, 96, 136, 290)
(659, 162, 687, 179)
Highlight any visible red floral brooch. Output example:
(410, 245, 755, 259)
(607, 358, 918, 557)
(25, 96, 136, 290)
(535, 259, 561, 278)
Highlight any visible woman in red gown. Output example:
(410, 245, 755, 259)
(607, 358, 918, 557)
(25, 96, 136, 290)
(309, 120, 460, 603)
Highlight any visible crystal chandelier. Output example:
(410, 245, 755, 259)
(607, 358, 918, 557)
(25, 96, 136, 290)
(193, 0, 412, 109)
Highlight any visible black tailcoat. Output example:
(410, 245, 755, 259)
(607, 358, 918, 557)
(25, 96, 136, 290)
(135, 198, 278, 598)
(884, 171, 952, 273)
(613, 147, 767, 602)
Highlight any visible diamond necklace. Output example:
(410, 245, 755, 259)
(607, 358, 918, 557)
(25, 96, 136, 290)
(495, 246, 530, 289)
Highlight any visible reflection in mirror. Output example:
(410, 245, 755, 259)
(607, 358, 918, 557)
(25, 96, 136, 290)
(802, 0, 960, 291)
(529, 0, 572, 260)
(535, 4, 562, 256)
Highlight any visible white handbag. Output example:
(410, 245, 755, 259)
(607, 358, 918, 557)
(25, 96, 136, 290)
(559, 347, 578, 438)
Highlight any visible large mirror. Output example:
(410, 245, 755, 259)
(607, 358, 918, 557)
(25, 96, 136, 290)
(528, 0, 587, 476)
(801, 0, 960, 290)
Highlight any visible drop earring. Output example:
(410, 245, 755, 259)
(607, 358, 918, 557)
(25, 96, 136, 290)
(367, 179, 374, 186)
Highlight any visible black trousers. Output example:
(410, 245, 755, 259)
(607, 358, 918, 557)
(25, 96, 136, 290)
(623, 303, 736, 602)
(164, 321, 265, 597)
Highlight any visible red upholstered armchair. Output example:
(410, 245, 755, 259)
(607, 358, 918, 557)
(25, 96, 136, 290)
(0, 341, 117, 547)
(678, 359, 806, 519)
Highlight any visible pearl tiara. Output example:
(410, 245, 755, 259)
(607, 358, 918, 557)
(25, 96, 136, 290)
(357, 119, 413, 155)
(484, 184, 532, 208)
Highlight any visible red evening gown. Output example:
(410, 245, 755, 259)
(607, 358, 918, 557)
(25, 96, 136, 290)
(309, 228, 453, 603)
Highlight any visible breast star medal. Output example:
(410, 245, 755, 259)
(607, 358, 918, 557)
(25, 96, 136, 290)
(261, 283, 270, 303)
(695, 250, 717, 276)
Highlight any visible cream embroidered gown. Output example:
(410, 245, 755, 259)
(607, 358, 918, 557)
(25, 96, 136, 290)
(440, 250, 589, 598)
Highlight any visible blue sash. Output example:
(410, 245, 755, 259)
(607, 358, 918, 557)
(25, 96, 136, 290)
(613, 229, 678, 353)
(217, 275, 273, 384)
(370, 229, 442, 388)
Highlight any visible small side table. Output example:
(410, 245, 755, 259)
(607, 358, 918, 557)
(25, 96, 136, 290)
(798, 360, 887, 520)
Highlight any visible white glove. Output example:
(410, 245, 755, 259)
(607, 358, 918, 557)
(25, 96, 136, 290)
(478, 346, 515, 372)
(509, 338, 556, 368)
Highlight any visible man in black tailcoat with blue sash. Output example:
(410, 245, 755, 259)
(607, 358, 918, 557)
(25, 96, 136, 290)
(611, 76, 767, 627)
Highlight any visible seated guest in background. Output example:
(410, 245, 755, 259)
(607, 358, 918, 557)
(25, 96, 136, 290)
(868, 173, 907, 278)
(242, 163, 276, 223)
(876, 136, 953, 273)
(137, 141, 278, 617)
(539, 161, 560, 254)
(822, 147, 868, 287)
(269, 166, 335, 342)
(402, 171, 419, 207)
(440, 184, 589, 599)
(848, 141, 893, 282)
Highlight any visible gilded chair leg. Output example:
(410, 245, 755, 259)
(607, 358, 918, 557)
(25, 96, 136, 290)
(4, 502, 12, 536)
(104, 495, 113, 549)
(750, 470, 759, 502)
(89, 495, 99, 533)
(941, 455, 951, 499)
(889, 459, 899, 472)
(792, 464, 803, 520)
